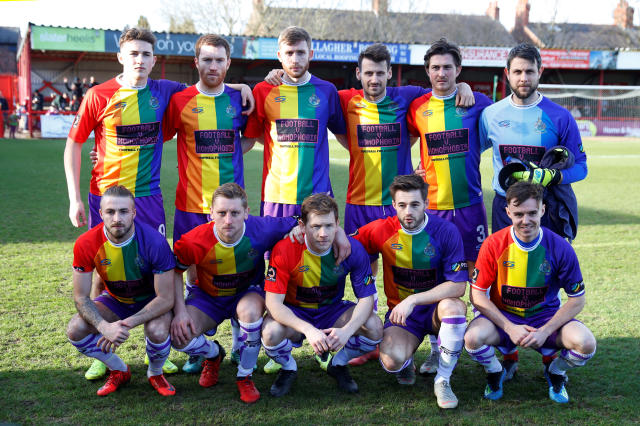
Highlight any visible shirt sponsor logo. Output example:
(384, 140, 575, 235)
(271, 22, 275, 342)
(213, 269, 257, 289)
(391, 266, 437, 290)
(274, 96, 286, 103)
(425, 128, 469, 156)
(116, 121, 161, 146)
(275, 119, 319, 144)
(191, 107, 204, 114)
(296, 284, 338, 304)
(356, 122, 401, 148)
(106, 278, 149, 299)
(391, 243, 403, 250)
(194, 129, 236, 154)
(498, 144, 545, 166)
(501, 284, 547, 309)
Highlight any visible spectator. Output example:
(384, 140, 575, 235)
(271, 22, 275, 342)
(69, 93, 81, 112)
(83, 76, 99, 89)
(17, 101, 28, 132)
(64, 77, 84, 99)
(32, 90, 44, 111)
(46, 105, 60, 115)
(52, 92, 69, 111)
(7, 110, 18, 138)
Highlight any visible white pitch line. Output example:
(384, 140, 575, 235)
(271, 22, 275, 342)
(574, 240, 640, 248)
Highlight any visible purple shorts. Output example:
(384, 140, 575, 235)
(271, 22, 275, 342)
(185, 284, 264, 326)
(288, 300, 354, 331)
(384, 303, 438, 343)
(471, 310, 581, 356)
(427, 202, 488, 261)
(344, 203, 396, 235)
(173, 208, 211, 244)
(260, 201, 302, 218)
(88, 192, 166, 236)
(94, 292, 153, 320)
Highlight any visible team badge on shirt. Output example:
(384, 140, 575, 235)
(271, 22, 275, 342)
(455, 107, 468, 117)
(226, 105, 236, 117)
(539, 259, 552, 275)
(423, 243, 436, 257)
(332, 264, 345, 275)
(266, 265, 277, 282)
(149, 96, 160, 110)
(308, 94, 321, 107)
(534, 117, 547, 133)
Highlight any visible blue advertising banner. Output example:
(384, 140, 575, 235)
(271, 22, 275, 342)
(311, 40, 410, 64)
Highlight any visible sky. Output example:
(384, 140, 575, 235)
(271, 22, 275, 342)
(1, 0, 639, 36)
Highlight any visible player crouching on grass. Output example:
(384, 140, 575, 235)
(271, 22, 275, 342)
(353, 174, 469, 409)
(261, 194, 383, 397)
(464, 181, 596, 403)
(66, 186, 176, 396)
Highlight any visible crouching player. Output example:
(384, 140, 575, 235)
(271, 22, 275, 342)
(262, 194, 383, 396)
(170, 183, 303, 403)
(464, 181, 596, 403)
(353, 175, 468, 409)
(66, 186, 176, 396)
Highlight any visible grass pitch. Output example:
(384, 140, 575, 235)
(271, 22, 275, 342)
(0, 137, 639, 424)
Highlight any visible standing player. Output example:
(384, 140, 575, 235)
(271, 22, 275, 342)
(353, 175, 468, 409)
(479, 43, 587, 374)
(163, 34, 253, 374)
(66, 186, 176, 396)
(63, 27, 184, 380)
(171, 183, 299, 403)
(464, 181, 596, 403)
(262, 194, 383, 396)
(407, 39, 492, 374)
(243, 26, 347, 219)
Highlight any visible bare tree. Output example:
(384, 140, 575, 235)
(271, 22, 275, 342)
(137, 15, 151, 30)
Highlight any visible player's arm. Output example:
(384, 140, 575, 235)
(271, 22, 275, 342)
(63, 137, 86, 227)
(389, 280, 466, 326)
(325, 294, 374, 351)
(265, 291, 330, 355)
(470, 287, 530, 346)
(264, 69, 285, 86)
(226, 83, 255, 115)
(240, 135, 263, 153)
(455, 82, 475, 107)
(334, 133, 348, 150)
(72, 270, 129, 351)
(521, 294, 585, 349)
(121, 270, 174, 329)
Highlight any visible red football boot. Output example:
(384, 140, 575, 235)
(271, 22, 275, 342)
(97, 366, 131, 396)
(148, 374, 176, 396)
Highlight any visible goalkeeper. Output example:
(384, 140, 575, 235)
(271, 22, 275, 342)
(479, 43, 587, 236)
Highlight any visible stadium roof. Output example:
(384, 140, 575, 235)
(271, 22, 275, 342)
(245, 7, 517, 47)
(516, 22, 640, 50)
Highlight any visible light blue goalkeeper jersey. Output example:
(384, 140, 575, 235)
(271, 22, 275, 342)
(479, 94, 587, 196)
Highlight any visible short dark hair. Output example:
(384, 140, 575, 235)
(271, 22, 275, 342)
(119, 27, 156, 49)
(507, 43, 542, 70)
(424, 38, 462, 68)
(358, 43, 391, 69)
(195, 34, 230, 59)
(278, 26, 312, 49)
(212, 183, 248, 209)
(505, 181, 544, 206)
(101, 185, 135, 205)
(301, 193, 338, 223)
(389, 175, 428, 202)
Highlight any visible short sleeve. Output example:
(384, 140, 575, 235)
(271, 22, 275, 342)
(68, 88, 100, 143)
(438, 223, 468, 283)
(555, 241, 585, 297)
(352, 219, 383, 255)
(345, 238, 376, 299)
(327, 86, 347, 135)
(243, 85, 266, 138)
(264, 240, 292, 294)
(143, 229, 176, 274)
(470, 238, 496, 291)
(72, 235, 96, 273)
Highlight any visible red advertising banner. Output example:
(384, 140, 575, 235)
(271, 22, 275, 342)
(540, 49, 590, 69)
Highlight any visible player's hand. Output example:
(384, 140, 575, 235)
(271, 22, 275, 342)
(414, 161, 426, 179)
(505, 323, 532, 346)
(97, 320, 130, 352)
(170, 310, 196, 347)
(69, 200, 87, 227)
(265, 69, 285, 86)
(389, 296, 416, 326)
(455, 82, 475, 107)
(323, 327, 351, 351)
(239, 84, 255, 116)
(333, 227, 351, 264)
(89, 148, 98, 167)
(511, 168, 562, 187)
(287, 224, 305, 244)
(305, 326, 331, 355)
(520, 326, 550, 349)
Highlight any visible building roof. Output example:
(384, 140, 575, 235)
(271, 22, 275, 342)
(246, 7, 516, 46)
(0, 26, 20, 46)
(520, 22, 640, 50)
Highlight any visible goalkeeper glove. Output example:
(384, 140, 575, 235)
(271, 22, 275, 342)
(511, 168, 562, 187)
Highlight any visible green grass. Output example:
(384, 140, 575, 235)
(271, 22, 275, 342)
(1, 137, 639, 424)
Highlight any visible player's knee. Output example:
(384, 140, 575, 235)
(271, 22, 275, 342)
(379, 350, 404, 372)
(365, 314, 384, 340)
(463, 323, 485, 350)
(66, 314, 89, 341)
(439, 297, 467, 317)
(236, 296, 264, 323)
(145, 320, 170, 343)
(260, 318, 284, 346)
(574, 327, 597, 354)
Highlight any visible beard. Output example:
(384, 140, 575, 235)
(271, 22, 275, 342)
(511, 82, 538, 100)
